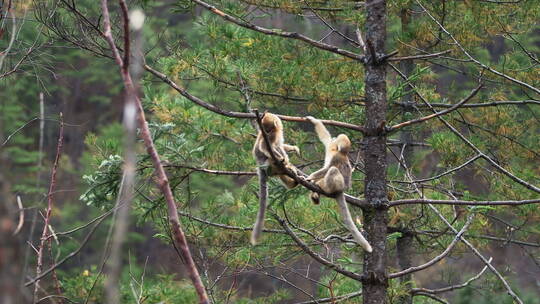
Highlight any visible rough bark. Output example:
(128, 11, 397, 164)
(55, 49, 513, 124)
(362, 1, 389, 303)
(396, 7, 414, 304)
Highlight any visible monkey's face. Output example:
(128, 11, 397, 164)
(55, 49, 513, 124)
(261, 113, 282, 134)
(334, 134, 351, 154)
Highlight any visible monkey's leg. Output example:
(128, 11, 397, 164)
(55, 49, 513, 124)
(307, 167, 329, 182)
(251, 167, 268, 245)
(278, 174, 298, 189)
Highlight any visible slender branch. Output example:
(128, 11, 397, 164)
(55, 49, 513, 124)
(144, 64, 366, 133)
(293, 291, 362, 304)
(33, 113, 64, 302)
(13, 195, 24, 235)
(416, 0, 540, 95)
(390, 63, 540, 193)
(25, 215, 108, 287)
(165, 164, 256, 176)
(427, 204, 524, 304)
(409, 154, 482, 183)
(418, 230, 540, 248)
(389, 214, 474, 279)
(178, 210, 285, 234)
(411, 257, 492, 294)
(389, 198, 540, 207)
(104, 4, 140, 303)
(189, 0, 366, 62)
(99, 1, 209, 302)
(389, 50, 451, 61)
(388, 84, 482, 132)
(1, 117, 39, 147)
(274, 214, 364, 281)
(413, 292, 449, 304)
(399, 100, 540, 108)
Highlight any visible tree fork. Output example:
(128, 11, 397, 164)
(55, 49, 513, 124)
(362, 1, 389, 303)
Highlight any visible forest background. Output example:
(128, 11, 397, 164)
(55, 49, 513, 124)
(0, 0, 539, 303)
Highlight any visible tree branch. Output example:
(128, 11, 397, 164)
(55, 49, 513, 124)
(144, 64, 366, 133)
(389, 214, 474, 279)
(411, 257, 492, 294)
(274, 214, 364, 282)
(189, 0, 366, 62)
(389, 198, 540, 207)
(99, 1, 210, 302)
(388, 84, 482, 132)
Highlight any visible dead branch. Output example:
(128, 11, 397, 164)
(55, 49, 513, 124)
(388, 84, 482, 132)
(33, 113, 64, 302)
(99, 1, 210, 302)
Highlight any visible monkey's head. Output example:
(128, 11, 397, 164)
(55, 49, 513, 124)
(261, 112, 283, 134)
(333, 134, 351, 154)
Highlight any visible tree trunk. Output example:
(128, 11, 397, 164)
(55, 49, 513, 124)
(362, 1, 389, 303)
(396, 7, 415, 304)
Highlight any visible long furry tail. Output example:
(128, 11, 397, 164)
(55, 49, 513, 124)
(336, 193, 372, 252)
(251, 167, 268, 245)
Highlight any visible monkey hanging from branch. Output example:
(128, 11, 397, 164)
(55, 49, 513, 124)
(251, 112, 300, 245)
(305, 116, 372, 253)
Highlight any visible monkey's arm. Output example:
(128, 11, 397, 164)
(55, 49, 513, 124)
(306, 116, 332, 146)
(283, 144, 300, 154)
(257, 138, 286, 161)
(307, 167, 329, 181)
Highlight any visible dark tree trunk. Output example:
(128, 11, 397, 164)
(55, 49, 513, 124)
(362, 1, 389, 303)
(396, 7, 415, 304)
(396, 233, 413, 304)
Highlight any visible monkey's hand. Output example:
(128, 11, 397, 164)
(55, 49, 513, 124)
(283, 144, 300, 155)
(305, 116, 319, 124)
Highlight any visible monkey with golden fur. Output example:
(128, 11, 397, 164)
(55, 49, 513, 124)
(251, 112, 299, 245)
(305, 116, 372, 253)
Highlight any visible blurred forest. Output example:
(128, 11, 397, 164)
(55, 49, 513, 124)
(0, 0, 539, 303)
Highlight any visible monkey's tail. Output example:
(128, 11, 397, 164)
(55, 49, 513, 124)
(251, 167, 268, 245)
(336, 193, 372, 253)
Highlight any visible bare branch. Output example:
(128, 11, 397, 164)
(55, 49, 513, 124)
(274, 214, 364, 282)
(413, 292, 449, 304)
(410, 154, 482, 183)
(388, 84, 482, 132)
(293, 291, 362, 304)
(412, 257, 492, 294)
(104, 5, 140, 303)
(165, 164, 256, 176)
(13, 195, 24, 236)
(25, 214, 108, 287)
(416, 0, 540, 95)
(388, 49, 451, 61)
(427, 204, 524, 304)
(33, 113, 64, 302)
(396, 100, 540, 108)
(389, 198, 540, 207)
(177, 210, 285, 234)
(99, 1, 209, 302)
(389, 214, 474, 279)
(390, 63, 540, 193)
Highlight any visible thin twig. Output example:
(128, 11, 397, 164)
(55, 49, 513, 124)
(33, 114, 64, 301)
(99, 1, 210, 302)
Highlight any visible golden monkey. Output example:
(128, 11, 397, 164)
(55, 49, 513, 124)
(306, 116, 372, 253)
(251, 112, 299, 245)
